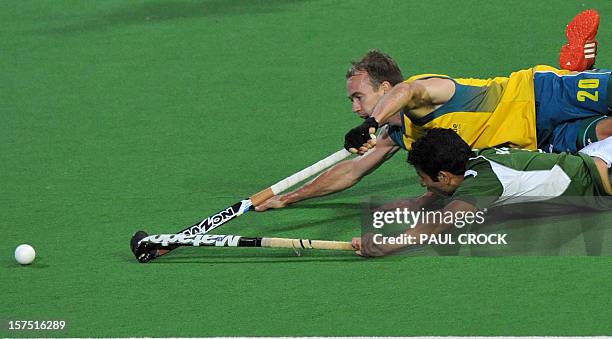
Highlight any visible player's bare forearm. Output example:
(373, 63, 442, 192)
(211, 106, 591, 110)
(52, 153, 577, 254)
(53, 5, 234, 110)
(255, 161, 366, 211)
(365, 215, 454, 256)
(373, 191, 440, 212)
(257, 137, 399, 211)
(255, 131, 400, 211)
(415, 190, 443, 209)
(371, 78, 455, 125)
(356, 200, 477, 256)
(370, 83, 411, 125)
(372, 81, 438, 125)
(285, 137, 400, 204)
(401, 200, 477, 247)
(279, 159, 362, 204)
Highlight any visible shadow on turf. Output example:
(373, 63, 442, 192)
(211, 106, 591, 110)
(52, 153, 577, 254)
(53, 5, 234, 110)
(336, 178, 418, 199)
(288, 202, 362, 210)
(262, 211, 359, 234)
(146, 252, 364, 264)
(5, 256, 50, 269)
(35, 0, 317, 35)
(151, 257, 363, 264)
(8, 263, 51, 269)
(121, 249, 364, 264)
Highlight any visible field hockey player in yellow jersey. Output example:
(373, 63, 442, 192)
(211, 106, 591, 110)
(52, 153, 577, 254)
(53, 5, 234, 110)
(345, 10, 610, 155)
(256, 10, 611, 212)
(351, 64, 612, 154)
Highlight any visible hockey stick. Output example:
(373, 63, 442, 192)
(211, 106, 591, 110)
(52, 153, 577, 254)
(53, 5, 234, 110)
(131, 149, 351, 262)
(141, 233, 354, 252)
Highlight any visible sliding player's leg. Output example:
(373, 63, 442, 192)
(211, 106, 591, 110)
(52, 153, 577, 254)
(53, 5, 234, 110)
(544, 117, 612, 154)
(580, 136, 612, 194)
(535, 70, 611, 152)
(578, 116, 612, 149)
(560, 9, 600, 71)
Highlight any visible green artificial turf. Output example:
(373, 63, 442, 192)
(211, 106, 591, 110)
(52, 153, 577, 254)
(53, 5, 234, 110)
(1, 0, 612, 337)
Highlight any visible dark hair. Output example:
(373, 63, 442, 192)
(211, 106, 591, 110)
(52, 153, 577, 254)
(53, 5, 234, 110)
(407, 128, 472, 180)
(346, 49, 404, 88)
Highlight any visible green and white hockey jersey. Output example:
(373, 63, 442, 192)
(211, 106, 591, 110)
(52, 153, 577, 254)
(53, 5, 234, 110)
(451, 148, 609, 210)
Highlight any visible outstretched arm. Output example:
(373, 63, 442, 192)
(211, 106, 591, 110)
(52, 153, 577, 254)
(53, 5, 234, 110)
(345, 78, 455, 154)
(371, 77, 455, 125)
(256, 127, 400, 211)
(353, 199, 478, 257)
(373, 190, 443, 212)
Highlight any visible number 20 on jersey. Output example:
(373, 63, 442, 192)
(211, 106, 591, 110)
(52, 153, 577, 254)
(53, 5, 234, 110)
(577, 79, 599, 102)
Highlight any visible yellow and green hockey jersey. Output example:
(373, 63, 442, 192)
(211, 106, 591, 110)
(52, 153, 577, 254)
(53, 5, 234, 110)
(389, 66, 572, 151)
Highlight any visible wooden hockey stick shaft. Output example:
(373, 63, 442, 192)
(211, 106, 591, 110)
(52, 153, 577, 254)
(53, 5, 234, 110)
(262, 237, 354, 251)
(142, 233, 355, 251)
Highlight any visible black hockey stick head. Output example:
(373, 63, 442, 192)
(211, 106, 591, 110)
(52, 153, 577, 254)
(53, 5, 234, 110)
(130, 230, 158, 263)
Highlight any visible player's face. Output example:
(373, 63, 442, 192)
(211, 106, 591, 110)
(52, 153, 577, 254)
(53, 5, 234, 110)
(416, 170, 456, 196)
(347, 72, 386, 119)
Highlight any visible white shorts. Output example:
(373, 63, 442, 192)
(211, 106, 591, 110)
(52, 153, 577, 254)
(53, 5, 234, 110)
(579, 136, 612, 168)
